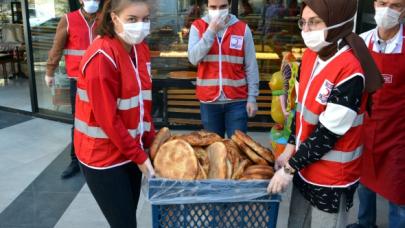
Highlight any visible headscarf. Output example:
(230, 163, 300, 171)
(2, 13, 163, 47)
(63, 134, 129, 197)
(302, 0, 383, 93)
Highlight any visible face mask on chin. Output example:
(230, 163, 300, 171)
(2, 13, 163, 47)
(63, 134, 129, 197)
(374, 7, 402, 30)
(115, 17, 150, 45)
(82, 0, 99, 14)
(301, 16, 355, 52)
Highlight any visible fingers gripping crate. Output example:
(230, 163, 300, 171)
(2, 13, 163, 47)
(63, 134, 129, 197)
(147, 178, 281, 228)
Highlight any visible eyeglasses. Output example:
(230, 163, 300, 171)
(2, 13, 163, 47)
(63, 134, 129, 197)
(297, 18, 325, 30)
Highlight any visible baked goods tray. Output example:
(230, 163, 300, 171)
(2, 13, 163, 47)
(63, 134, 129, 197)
(144, 178, 281, 205)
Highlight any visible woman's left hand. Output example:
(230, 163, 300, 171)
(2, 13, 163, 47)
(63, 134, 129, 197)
(267, 167, 293, 194)
(138, 158, 155, 179)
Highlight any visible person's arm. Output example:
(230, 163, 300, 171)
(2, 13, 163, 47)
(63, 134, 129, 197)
(142, 123, 156, 150)
(46, 15, 68, 77)
(287, 68, 300, 145)
(243, 26, 259, 103)
(287, 113, 296, 145)
(288, 75, 365, 171)
(85, 53, 148, 164)
(187, 23, 216, 65)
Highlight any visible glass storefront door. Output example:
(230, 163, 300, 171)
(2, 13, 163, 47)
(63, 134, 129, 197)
(149, 0, 305, 129)
(28, 0, 71, 115)
(0, 0, 31, 111)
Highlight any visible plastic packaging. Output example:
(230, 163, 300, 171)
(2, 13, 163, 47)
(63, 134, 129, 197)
(144, 177, 279, 205)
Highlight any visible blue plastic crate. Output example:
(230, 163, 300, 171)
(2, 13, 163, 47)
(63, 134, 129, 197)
(148, 178, 281, 228)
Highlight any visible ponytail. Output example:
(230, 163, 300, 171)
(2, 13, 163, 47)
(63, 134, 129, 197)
(97, 0, 115, 37)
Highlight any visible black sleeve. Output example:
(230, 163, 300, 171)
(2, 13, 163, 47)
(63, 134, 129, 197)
(286, 65, 300, 145)
(288, 75, 364, 171)
(287, 113, 296, 145)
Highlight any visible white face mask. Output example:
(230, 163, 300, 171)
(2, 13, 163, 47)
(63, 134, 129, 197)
(301, 16, 355, 52)
(116, 17, 150, 45)
(83, 0, 99, 14)
(374, 7, 402, 30)
(208, 8, 229, 22)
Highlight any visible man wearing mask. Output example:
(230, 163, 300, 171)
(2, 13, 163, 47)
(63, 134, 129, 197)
(348, 0, 405, 227)
(44, 0, 102, 179)
(188, 0, 259, 138)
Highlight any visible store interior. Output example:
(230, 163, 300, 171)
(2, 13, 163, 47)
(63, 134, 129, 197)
(0, 0, 30, 111)
(0, 0, 305, 129)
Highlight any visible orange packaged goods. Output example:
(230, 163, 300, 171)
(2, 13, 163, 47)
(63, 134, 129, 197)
(151, 129, 275, 181)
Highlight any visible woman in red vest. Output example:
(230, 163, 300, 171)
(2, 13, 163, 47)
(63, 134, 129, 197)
(45, 0, 102, 179)
(267, 0, 382, 227)
(74, 0, 155, 226)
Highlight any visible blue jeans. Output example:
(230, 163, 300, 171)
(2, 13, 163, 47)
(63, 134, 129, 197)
(200, 101, 248, 138)
(389, 202, 405, 228)
(357, 184, 405, 228)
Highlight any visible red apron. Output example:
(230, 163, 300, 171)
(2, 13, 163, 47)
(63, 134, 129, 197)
(360, 28, 405, 205)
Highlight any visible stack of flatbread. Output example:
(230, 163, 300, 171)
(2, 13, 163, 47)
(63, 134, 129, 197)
(151, 128, 275, 181)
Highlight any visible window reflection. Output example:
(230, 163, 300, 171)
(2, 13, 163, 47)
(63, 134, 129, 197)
(29, 0, 70, 113)
(0, 0, 30, 111)
(148, 0, 305, 128)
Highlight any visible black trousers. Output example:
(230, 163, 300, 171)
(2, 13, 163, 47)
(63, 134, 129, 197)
(80, 162, 143, 228)
(70, 79, 77, 161)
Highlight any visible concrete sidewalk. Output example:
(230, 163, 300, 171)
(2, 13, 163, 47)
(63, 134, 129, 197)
(56, 131, 390, 228)
(0, 114, 390, 227)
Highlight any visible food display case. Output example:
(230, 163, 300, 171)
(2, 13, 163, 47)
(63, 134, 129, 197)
(149, 0, 304, 130)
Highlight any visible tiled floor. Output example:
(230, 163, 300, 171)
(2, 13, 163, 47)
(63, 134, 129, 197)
(0, 110, 32, 129)
(0, 76, 71, 114)
(0, 111, 390, 227)
(0, 77, 31, 111)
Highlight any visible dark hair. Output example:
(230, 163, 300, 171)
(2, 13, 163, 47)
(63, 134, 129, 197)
(207, 0, 232, 5)
(97, 0, 150, 37)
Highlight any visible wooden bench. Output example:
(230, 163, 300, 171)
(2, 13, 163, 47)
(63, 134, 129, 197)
(166, 89, 274, 128)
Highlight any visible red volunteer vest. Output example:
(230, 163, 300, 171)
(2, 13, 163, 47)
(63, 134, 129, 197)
(64, 9, 98, 78)
(74, 36, 153, 168)
(296, 48, 367, 187)
(193, 19, 248, 102)
(361, 28, 405, 204)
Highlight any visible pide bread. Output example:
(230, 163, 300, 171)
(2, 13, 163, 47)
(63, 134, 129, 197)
(207, 142, 228, 179)
(177, 131, 222, 146)
(150, 127, 171, 160)
(226, 159, 233, 179)
(193, 146, 209, 175)
(196, 162, 208, 180)
(154, 139, 198, 180)
(234, 130, 275, 164)
(231, 135, 268, 165)
(232, 159, 252, 179)
(151, 129, 276, 181)
(240, 173, 272, 180)
(223, 139, 241, 174)
(243, 165, 274, 178)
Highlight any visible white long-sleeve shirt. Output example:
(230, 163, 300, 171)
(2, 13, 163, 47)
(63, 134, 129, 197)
(360, 24, 403, 54)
